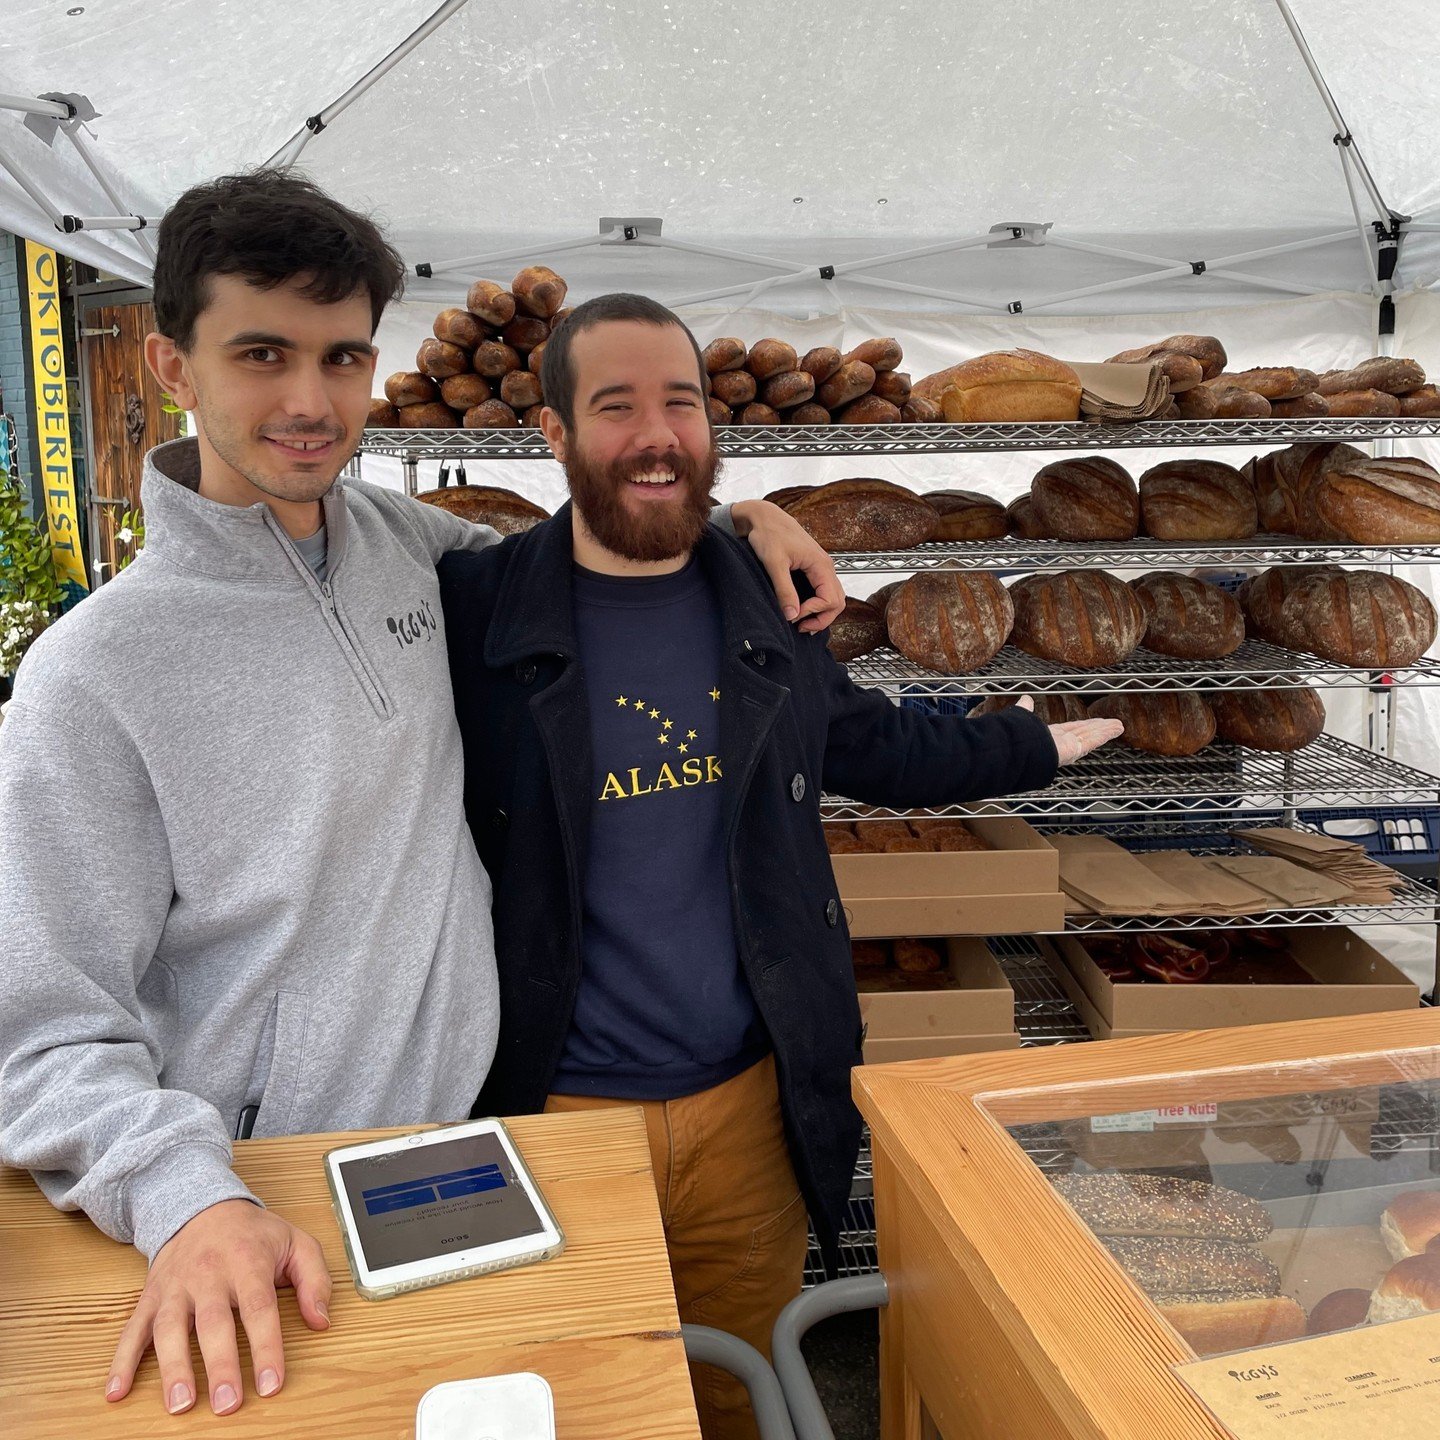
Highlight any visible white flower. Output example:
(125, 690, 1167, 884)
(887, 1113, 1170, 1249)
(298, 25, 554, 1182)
(116, 527, 134, 545)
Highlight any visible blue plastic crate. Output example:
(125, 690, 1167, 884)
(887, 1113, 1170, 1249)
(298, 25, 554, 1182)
(1296, 806, 1440, 868)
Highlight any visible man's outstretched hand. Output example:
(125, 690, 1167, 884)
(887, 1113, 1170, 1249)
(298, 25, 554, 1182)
(106, 1198, 332, 1416)
(1016, 696, 1124, 766)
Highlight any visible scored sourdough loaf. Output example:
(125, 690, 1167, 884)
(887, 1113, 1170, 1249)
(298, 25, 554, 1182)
(1303, 455, 1440, 543)
(914, 350, 1082, 422)
(1318, 356, 1427, 396)
(1139, 459, 1257, 540)
(1086, 692, 1216, 756)
(1009, 569, 1147, 668)
(786, 479, 938, 551)
(1130, 572, 1245, 659)
(1050, 1174, 1272, 1241)
(1244, 441, 1367, 535)
(923, 489, 1008, 540)
(1030, 456, 1139, 540)
(415, 484, 549, 534)
(827, 598, 888, 663)
(885, 572, 1014, 674)
(1281, 569, 1438, 668)
(1237, 564, 1343, 649)
(1210, 686, 1326, 751)
(1005, 492, 1049, 539)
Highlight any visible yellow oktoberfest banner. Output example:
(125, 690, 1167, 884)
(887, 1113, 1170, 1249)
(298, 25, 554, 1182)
(23, 240, 88, 595)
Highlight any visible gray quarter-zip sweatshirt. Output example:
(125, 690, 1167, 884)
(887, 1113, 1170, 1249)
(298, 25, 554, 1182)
(0, 438, 503, 1259)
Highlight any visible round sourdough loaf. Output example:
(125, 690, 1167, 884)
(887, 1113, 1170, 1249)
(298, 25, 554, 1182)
(415, 485, 549, 534)
(1005, 492, 1049, 538)
(787, 479, 938, 552)
(1131, 572, 1245, 659)
(1140, 460, 1257, 540)
(1281, 569, 1438, 667)
(1030, 456, 1139, 540)
(1210, 686, 1325, 751)
(827, 598, 888, 663)
(1009, 569, 1147, 667)
(1244, 442, 1366, 535)
(1304, 456, 1440, 543)
(924, 489, 1008, 541)
(1086, 692, 1216, 756)
(1238, 564, 1343, 649)
(885, 572, 1014, 674)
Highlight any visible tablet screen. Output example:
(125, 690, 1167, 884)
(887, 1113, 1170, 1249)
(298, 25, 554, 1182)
(336, 1131, 546, 1272)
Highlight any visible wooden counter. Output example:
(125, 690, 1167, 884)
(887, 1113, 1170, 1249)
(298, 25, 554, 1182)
(853, 1007, 1440, 1440)
(0, 1109, 701, 1439)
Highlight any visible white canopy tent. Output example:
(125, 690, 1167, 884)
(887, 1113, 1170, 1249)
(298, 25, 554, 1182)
(3, 1, 1440, 980)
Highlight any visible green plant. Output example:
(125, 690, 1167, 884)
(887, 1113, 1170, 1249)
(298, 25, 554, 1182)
(0, 465, 63, 618)
(115, 507, 146, 571)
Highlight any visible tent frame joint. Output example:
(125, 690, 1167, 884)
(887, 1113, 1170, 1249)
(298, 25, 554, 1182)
(1190, 260, 1206, 275)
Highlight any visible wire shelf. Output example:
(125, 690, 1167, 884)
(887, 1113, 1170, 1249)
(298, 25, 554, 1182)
(360, 416, 1440, 461)
(842, 642, 1440, 696)
(830, 534, 1440, 573)
(823, 732, 1440, 820)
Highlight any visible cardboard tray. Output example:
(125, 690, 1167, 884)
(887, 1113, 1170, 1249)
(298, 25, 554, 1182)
(863, 1031, 1021, 1065)
(833, 815, 1063, 939)
(1041, 928, 1419, 1039)
(857, 937, 1015, 1039)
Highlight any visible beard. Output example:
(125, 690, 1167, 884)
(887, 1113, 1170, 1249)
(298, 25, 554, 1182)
(565, 441, 718, 563)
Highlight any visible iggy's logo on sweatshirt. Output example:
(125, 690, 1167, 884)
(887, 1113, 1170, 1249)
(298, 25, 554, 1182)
(386, 600, 438, 647)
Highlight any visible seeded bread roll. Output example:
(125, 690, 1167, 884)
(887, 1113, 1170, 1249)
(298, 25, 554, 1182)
(1140, 460, 1257, 540)
(871, 370, 912, 406)
(398, 401, 459, 428)
(1270, 393, 1330, 419)
(837, 395, 903, 426)
(1304, 456, 1440, 542)
(500, 370, 543, 412)
(1282, 570, 1438, 668)
(1131, 572, 1245, 659)
(1175, 384, 1220, 420)
(432, 307, 485, 349)
(1245, 442, 1367, 535)
(886, 572, 1014, 674)
(462, 399, 519, 429)
(1210, 367, 1319, 401)
(761, 370, 816, 410)
(711, 369, 757, 407)
(1318, 357, 1426, 396)
(465, 280, 516, 328)
(415, 484, 549, 534)
(502, 315, 551, 353)
(738, 402, 782, 427)
(817, 360, 877, 411)
(845, 337, 903, 373)
(384, 371, 437, 407)
(787, 479, 937, 552)
(703, 337, 748, 374)
(1106, 334, 1227, 383)
(747, 338, 799, 380)
(787, 403, 833, 426)
(705, 396, 732, 426)
(1382, 1191, 1440, 1261)
(1322, 388, 1402, 418)
(1367, 1253, 1440, 1324)
(1030, 456, 1139, 541)
(924, 489, 1008, 541)
(968, 693, 1089, 724)
(827, 598, 888, 663)
(800, 346, 843, 383)
(1009, 570, 1147, 668)
(1211, 686, 1326, 751)
(1159, 1297, 1306, 1357)
(1087, 693, 1216, 756)
(472, 341, 523, 378)
(901, 396, 942, 424)
(511, 264, 567, 318)
(1400, 384, 1440, 416)
(440, 373, 493, 412)
(1102, 1236, 1282, 1299)
(1005, 492, 1049, 539)
(367, 398, 400, 427)
(1051, 1174, 1273, 1241)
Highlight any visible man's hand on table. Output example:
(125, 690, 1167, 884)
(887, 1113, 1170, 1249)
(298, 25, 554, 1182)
(730, 498, 846, 633)
(106, 1198, 332, 1416)
(1017, 696, 1125, 766)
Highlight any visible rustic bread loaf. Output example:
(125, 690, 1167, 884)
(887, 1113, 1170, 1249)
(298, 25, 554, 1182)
(827, 598, 888, 663)
(845, 338, 903, 373)
(1318, 357, 1426, 396)
(1005, 493, 1049, 538)
(415, 484, 549, 534)
(924, 489, 1008, 541)
(760, 370, 816, 410)
(384, 371, 437, 407)
(1175, 385, 1220, 420)
(1210, 367, 1319, 401)
(1257, 442, 1367, 534)
(416, 339, 470, 379)
(799, 347, 843, 383)
(1030, 456, 1139, 540)
(1322, 388, 1401, 417)
(901, 396, 942, 423)
(893, 938, 944, 971)
(1400, 384, 1440, 416)
(367, 399, 400, 427)
(1050, 1174, 1272, 1241)
(440, 373, 493, 411)
(1106, 335, 1227, 383)
(1207, 386, 1272, 419)
(747, 339, 799, 380)
(1237, 565, 1343, 648)
(465, 280, 516, 328)
(527, 341, 547, 376)
(1282, 569, 1437, 667)
(1270, 393, 1329, 419)
(1151, 353, 1205, 392)
(816, 360, 876, 411)
(462, 399, 519, 429)
(1304, 456, 1440, 542)
(787, 479, 938, 552)
(837, 395, 903, 425)
(763, 485, 816, 511)
(1086, 693, 1216, 756)
(500, 370, 544, 411)
(511, 264, 567, 318)
(931, 350, 1083, 423)
(711, 369, 757, 407)
(738, 402, 782, 427)
(1009, 570, 1147, 667)
(968, 693, 1089, 724)
(502, 315, 550, 353)
(432, 307, 485, 349)
(885, 573, 1014, 673)
(871, 370, 912, 406)
(1210, 687, 1326, 751)
(787, 403, 832, 426)
(472, 341, 522, 378)
(520, 404, 544, 428)
(705, 396, 732, 426)
(867, 580, 905, 615)
(1140, 460, 1257, 540)
(1131, 572, 1245, 659)
(703, 337, 747, 374)
(398, 401, 459, 428)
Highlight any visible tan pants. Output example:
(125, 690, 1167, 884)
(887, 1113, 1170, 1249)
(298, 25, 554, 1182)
(546, 1055, 809, 1440)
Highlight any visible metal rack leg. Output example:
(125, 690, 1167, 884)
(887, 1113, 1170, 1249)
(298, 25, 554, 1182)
(402, 451, 419, 497)
(681, 1324, 797, 1440)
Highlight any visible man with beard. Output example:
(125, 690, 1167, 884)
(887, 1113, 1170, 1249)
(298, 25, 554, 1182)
(437, 293, 1122, 1440)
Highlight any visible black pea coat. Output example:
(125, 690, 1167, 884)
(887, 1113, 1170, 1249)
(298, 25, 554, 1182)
(437, 504, 1058, 1250)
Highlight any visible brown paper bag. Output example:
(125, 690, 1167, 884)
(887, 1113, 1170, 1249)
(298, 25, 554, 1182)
(1206, 855, 1355, 907)
(1134, 851, 1277, 915)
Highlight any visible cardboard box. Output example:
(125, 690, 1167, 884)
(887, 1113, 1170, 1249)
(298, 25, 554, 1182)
(1041, 927, 1419, 1039)
(863, 1031, 1022, 1064)
(833, 815, 1063, 938)
(858, 938, 1015, 1039)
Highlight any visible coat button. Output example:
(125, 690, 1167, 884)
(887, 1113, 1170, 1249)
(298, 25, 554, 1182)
(790, 773, 806, 802)
(825, 898, 839, 927)
(515, 661, 537, 685)
(491, 808, 509, 831)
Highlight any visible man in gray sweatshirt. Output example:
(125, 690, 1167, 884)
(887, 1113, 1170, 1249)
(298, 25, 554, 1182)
(0, 171, 842, 1421)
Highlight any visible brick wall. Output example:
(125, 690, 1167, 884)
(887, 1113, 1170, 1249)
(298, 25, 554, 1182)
(0, 233, 41, 513)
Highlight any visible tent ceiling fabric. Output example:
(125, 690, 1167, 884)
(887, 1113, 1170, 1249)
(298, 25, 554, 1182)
(1, 0, 1437, 309)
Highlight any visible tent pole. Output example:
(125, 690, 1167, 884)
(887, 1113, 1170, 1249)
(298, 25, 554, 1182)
(58, 122, 157, 264)
(419, 233, 608, 277)
(1272, 0, 1394, 223)
(1335, 144, 1380, 288)
(643, 234, 812, 276)
(264, 0, 470, 170)
(0, 136, 66, 227)
(0, 96, 73, 120)
(828, 231, 1006, 276)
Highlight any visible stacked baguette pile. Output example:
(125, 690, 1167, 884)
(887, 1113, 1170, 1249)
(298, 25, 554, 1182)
(370, 265, 571, 430)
